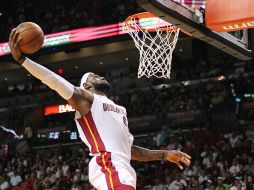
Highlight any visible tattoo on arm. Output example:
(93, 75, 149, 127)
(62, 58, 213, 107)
(68, 87, 93, 116)
(131, 145, 165, 161)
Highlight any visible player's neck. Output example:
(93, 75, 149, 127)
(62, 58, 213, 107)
(90, 89, 107, 97)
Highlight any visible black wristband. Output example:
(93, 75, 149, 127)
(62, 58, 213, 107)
(18, 55, 26, 64)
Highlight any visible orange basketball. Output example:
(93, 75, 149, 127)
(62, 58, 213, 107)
(16, 22, 44, 54)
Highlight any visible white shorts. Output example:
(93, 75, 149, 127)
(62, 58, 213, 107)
(88, 152, 136, 190)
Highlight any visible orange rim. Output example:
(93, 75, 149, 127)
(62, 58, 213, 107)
(125, 12, 190, 35)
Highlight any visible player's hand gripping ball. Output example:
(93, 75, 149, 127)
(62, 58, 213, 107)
(15, 22, 44, 54)
(9, 22, 44, 64)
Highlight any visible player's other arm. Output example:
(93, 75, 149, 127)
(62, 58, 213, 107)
(131, 145, 191, 169)
(9, 28, 92, 115)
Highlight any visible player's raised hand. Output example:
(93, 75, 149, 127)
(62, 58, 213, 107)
(9, 28, 25, 64)
(164, 150, 191, 170)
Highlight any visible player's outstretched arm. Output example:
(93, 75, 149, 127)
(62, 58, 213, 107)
(131, 145, 191, 169)
(9, 28, 93, 115)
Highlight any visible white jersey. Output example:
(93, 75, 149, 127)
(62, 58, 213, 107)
(75, 94, 136, 189)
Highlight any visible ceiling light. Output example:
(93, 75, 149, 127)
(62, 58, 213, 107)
(125, 57, 129, 61)
(75, 66, 78, 69)
(99, 61, 103, 65)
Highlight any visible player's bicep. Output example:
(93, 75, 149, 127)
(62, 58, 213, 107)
(68, 87, 94, 115)
(72, 87, 93, 102)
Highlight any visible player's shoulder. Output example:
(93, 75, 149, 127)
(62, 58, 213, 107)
(73, 86, 94, 102)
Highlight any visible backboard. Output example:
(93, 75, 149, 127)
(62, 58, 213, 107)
(137, 0, 254, 60)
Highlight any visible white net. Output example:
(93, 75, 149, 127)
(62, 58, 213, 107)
(124, 17, 180, 78)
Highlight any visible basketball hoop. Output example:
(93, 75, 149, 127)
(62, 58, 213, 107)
(124, 12, 181, 79)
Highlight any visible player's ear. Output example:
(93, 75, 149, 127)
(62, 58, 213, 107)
(84, 83, 92, 90)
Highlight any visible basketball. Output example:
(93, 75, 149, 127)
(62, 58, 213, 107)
(16, 22, 44, 54)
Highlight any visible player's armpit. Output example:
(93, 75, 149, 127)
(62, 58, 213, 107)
(131, 145, 163, 161)
(68, 87, 94, 116)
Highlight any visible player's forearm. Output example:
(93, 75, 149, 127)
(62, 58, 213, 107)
(22, 57, 74, 100)
(131, 145, 166, 161)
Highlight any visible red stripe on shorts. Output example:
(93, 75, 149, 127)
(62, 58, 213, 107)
(96, 152, 135, 190)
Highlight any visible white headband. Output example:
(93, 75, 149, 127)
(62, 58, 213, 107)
(80, 72, 94, 87)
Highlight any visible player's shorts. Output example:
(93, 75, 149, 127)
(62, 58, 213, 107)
(89, 152, 136, 190)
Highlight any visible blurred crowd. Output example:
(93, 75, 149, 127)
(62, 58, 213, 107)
(0, 58, 253, 189)
(0, 146, 92, 190)
(0, 54, 253, 141)
(0, 57, 253, 136)
(0, 1, 254, 190)
(0, 77, 232, 134)
(0, 0, 208, 42)
(1, 55, 253, 99)
(135, 126, 254, 190)
(171, 56, 252, 82)
(0, 127, 254, 190)
(116, 80, 230, 117)
(0, 0, 141, 42)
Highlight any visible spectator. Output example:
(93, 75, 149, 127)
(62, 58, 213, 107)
(198, 169, 208, 184)
(215, 177, 230, 190)
(44, 170, 56, 187)
(229, 159, 240, 177)
(229, 178, 242, 190)
(250, 144, 254, 158)
(0, 180, 10, 190)
(168, 173, 187, 190)
(164, 176, 173, 189)
(245, 175, 254, 190)
(155, 125, 169, 147)
(229, 132, 242, 148)
(26, 173, 36, 189)
(152, 177, 164, 190)
(189, 176, 203, 190)
(71, 180, 80, 190)
(62, 161, 69, 176)
(204, 180, 214, 190)
(24, 125, 33, 152)
(73, 169, 81, 183)
(0, 172, 10, 190)
(10, 170, 22, 187)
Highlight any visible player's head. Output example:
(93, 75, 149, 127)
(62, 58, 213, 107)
(80, 72, 111, 94)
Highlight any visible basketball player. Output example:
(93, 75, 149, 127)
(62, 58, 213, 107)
(9, 28, 191, 190)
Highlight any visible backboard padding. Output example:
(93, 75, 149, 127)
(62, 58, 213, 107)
(137, 0, 253, 60)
